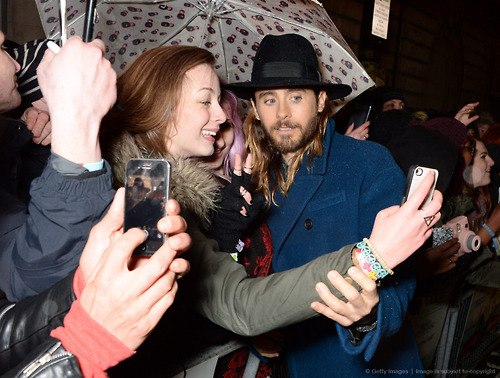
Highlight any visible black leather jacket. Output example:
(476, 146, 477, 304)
(0, 273, 82, 377)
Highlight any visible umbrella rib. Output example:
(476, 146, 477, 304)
(215, 17, 230, 83)
(219, 2, 353, 45)
(51, 12, 87, 40)
(224, 2, 360, 65)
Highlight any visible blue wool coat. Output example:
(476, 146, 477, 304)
(267, 119, 423, 377)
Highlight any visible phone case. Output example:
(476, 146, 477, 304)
(347, 104, 372, 129)
(124, 159, 170, 256)
(401, 165, 439, 207)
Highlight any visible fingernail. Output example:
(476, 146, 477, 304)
(328, 270, 339, 281)
(47, 41, 61, 53)
(348, 266, 358, 275)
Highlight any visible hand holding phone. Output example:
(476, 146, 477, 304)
(401, 165, 439, 208)
(124, 159, 170, 256)
(347, 104, 372, 129)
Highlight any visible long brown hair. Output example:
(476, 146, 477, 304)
(100, 45, 216, 186)
(245, 96, 335, 205)
(446, 136, 492, 231)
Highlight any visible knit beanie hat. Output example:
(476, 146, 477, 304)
(367, 86, 406, 116)
(419, 117, 468, 148)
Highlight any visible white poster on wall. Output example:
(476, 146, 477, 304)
(372, 0, 391, 39)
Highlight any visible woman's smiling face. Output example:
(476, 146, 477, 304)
(166, 63, 226, 159)
(463, 140, 495, 188)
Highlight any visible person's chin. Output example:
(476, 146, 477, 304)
(13, 92, 21, 107)
(0, 95, 21, 113)
(198, 146, 215, 159)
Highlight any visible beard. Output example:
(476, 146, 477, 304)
(262, 114, 319, 155)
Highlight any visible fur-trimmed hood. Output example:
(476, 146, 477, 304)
(168, 158, 220, 231)
(104, 134, 220, 229)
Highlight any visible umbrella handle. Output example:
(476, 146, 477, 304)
(82, 0, 97, 42)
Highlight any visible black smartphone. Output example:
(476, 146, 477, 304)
(124, 159, 170, 256)
(347, 104, 372, 129)
(401, 165, 439, 207)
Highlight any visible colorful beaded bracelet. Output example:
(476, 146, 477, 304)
(362, 238, 394, 275)
(352, 240, 394, 281)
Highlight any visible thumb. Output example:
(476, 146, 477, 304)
(345, 123, 354, 134)
(99, 188, 125, 233)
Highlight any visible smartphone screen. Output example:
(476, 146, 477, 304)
(348, 104, 372, 129)
(401, 165, 439, 207)
(124, 159, 170, 256)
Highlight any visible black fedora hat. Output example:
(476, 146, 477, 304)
(225, 34, 352, 100)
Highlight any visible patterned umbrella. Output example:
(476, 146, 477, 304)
(35, 0, 374, 106)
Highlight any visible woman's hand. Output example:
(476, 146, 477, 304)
(344, 121, 370, 141)
(232, 153, 255, 215)
(311, 267, 379, 327)
(368, 171, 443, 269)
(454, 102, 479, 126)
(211, 153, 266, 253)
(80, 189, 190, 284)
(416, 238, 460, 279)
(78, 190, 191, 351)
(21, 99, 52, 145)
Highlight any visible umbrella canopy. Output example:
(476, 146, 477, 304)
(36, 0, 374, 106)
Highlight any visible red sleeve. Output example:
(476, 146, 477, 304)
(51, 300, 134, 377)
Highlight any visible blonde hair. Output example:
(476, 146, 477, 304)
(245, 96, 334, 205)
(101, 45, 216, 186)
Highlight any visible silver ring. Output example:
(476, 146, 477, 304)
(240, 188, 248, 196)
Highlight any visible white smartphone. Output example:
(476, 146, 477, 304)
(401, 165, 439, 208)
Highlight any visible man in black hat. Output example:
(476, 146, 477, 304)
(227, 34, 423, 377)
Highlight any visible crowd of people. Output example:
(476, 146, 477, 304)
(0, 26, 498, 378)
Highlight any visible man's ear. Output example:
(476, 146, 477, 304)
(251, 98, 260, 121)
(317, 91, 327, 113)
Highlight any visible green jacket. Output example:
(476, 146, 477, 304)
(183, 213, 358, 336)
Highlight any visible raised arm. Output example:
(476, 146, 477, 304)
(184, 168, 441, 337)
(0, 37, 117, 301)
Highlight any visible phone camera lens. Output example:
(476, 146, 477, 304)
(416, 168, 423, 176)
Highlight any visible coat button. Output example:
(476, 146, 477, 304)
(304, 219, 313, 230)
